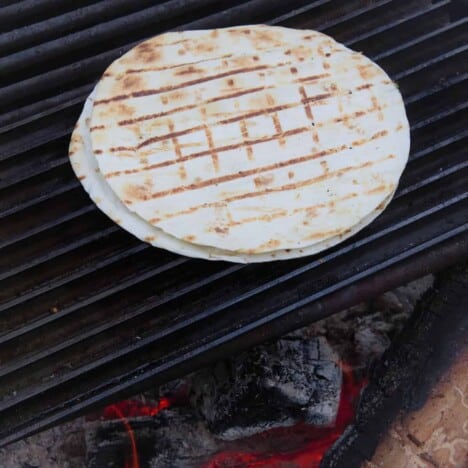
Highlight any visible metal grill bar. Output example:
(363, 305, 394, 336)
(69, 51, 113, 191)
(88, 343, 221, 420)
(0, 229, 464, 417)
(0, 0, 227, 75)
(0, 226, 119, 281)
(373, 16, 467, 60)
(0, 245, 151, 317)
(0, 0, 92, 30)
(0, 0, 450, 129)
(0, 1, 175, 54)
(0, 85, 94, 134)
(0, 180, 80, 219)
(0, 186, 465, 380)
(343, 0, 452, 47)
(1, 187, 466, 407)
(312, 0, 396, 31)
(0, 0, 466, 447)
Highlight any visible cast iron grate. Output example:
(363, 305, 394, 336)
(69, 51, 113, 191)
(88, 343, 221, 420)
(0, 0, 466, 446)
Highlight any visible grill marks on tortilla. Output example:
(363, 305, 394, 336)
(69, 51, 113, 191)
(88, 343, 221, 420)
(168, 121, 187, 180)
(89, 25, 409, 254)
(175, 66, 205, 76)
(124, 53, 234, 75)
(149, 155, 395, 225)
(123, 177, 154, 202)
(203, 122, 219, 172)
(299, 86, 320, 144)
(94, 63, 278, 106)
(371, 95, 385, 121)
(266, 93, 286, 147)
(130, 130, 389, 202)
(102, 85, 384, 180)
(254, 174, 275, 188)
(132, 88, 327, 150)
(117, 85, 268, 127)
(113, 72, 330, 128)
(100, 80, 380, 167)
(104, 126, 310, 178)
(239, 119, 254, 161)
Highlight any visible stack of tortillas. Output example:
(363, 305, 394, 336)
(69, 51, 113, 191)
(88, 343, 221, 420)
(69, 25, 409, 263)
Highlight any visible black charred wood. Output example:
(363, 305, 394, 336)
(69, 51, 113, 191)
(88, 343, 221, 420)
(320, 261, 468, 468)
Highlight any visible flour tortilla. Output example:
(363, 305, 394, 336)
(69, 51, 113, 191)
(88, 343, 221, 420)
(89, 25, 409, 254)
(69, 88, 395, 262)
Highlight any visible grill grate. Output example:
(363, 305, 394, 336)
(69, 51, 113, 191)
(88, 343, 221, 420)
(0, 0, 467, 446)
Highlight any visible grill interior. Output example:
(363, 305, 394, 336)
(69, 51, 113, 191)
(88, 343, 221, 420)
(0, 0, 467, 447)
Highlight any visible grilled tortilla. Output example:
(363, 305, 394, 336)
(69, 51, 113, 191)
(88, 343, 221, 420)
(72, 25, 409, 259)
(69, 88, 395, 262)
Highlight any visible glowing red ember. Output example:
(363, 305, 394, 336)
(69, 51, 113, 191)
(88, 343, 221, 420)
(206, 364, 366, 468)
(100, 364, 365, 468)
(102, 397, 172, 468)
(102, 397, 171, 419)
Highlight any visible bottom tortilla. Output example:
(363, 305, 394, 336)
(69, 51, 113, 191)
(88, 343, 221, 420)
(69, 90, 395, 263)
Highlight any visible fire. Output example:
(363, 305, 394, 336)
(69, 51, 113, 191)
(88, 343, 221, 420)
(102, 397, 171, 419)
(99, 364, 365, 468)
(102, 397, 172, 468)
(104, 403, 140, 468)
(206, 364, 366, 468)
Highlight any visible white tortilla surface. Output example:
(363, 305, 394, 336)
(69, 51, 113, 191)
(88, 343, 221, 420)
(69, 88, 395, 262)
(89, 25, 409, 254)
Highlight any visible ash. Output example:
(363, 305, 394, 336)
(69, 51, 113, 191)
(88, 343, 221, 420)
(309, 274, 434, 370)
(0, 417, 86, 468)
(86, 409, 218, 468)
(190, 336, 341, 440)
(1, 276, 432, 467)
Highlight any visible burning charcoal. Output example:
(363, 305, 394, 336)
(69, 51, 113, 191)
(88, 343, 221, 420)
(189, 336, 342, 440)
(86, 408, 218, 468)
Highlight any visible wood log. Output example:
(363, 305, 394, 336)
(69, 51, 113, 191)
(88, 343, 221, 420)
(321, 261, 468, 468)
(367, 347, 467, 467)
